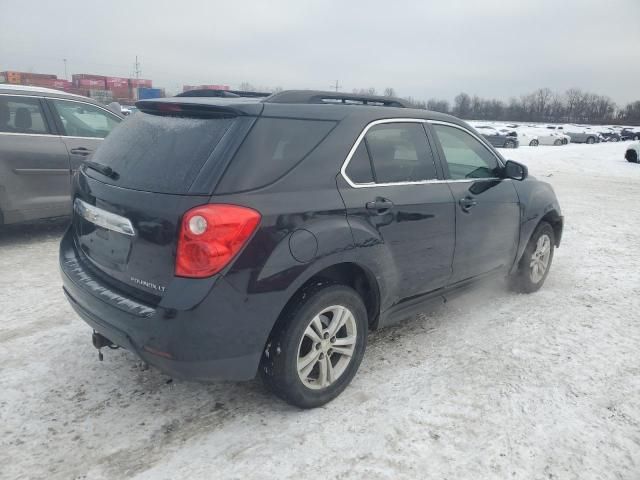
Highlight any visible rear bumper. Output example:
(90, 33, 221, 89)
(59, 228, 268, 381)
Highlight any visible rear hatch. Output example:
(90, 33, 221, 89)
(71, 100, 261, 302)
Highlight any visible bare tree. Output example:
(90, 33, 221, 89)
(383, 87, 396, 97)
(426, 99, 450, 113)
(453, 93, 472, 118)
(239, 82, 255, 92)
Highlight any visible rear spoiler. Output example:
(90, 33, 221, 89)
(135, 99, 263, 118)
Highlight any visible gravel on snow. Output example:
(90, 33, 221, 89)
(0, 142, 639, 480)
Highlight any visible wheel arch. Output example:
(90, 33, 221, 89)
(539, 210, 563, 247)
(274, 262, 382, 335)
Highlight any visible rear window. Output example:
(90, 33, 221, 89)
(88, 112, 234, 194)
(216, 117, 336, 193)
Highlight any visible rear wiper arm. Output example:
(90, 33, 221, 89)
(84, 161, 119, 180)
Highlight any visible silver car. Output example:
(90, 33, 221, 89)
(0, 85, 123, 224)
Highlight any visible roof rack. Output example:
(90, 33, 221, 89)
(175, 89, 271, 99)
(264, 90, 410, 108)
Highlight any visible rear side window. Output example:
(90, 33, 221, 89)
(345, 142, 374, 184)
(216, 118, 335, 193)
(364, 123, 438, 183)
(88, 112, 234, 194)
(0, 96, 49, 134)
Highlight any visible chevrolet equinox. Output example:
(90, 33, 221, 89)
(59, 90, 563, 408)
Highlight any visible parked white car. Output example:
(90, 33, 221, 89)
(521, 126, 570, 146)
(489, 124, 539, 146)
(508, 127, 539, 147)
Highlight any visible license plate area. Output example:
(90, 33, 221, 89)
(74, 199, 134, 270)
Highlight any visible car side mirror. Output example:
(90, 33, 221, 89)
(504, 160, 528, 181)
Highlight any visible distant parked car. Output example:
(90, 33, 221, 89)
(0, 84, 123, 225)
(598, 127, 621, 142)
(620, 128, 640, 141)
(474, 125, 519, 148)
(519, 126, 569, 146)
(625, 142, 639, 163)
(120, 105, 138, 116)
(548, 125, 600, 144)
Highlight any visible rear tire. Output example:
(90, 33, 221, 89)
(260, 283, 368, 408)
(510, 222, 555, 294)
(529, 139, 539, 147)
(626, 149, 638, 163)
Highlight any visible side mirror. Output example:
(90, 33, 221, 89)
(504, 160, 528, 181)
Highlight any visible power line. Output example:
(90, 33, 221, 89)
(133, 56, 142, 80)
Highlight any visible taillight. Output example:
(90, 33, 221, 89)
(176, 204, 261, 278)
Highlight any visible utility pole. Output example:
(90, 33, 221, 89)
(63, 58, 67, 80)
(134, 56, 141, 79)
(331, 80, 341, 92)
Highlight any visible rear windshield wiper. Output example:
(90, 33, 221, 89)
(84, 161, 119, 180)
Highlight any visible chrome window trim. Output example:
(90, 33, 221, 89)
(340, 118, 441, 189)
(74, 198, 135, 237)
(340, 118, 503, 189)
(0, 131, 61, 138)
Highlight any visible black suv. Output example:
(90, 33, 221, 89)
(60, 90, 563, 408)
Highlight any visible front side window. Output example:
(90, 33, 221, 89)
(362, 123, 438, 183)
(0, 96, 49, 134)
(433, 124, 501, 180)
(51, 99, 121, 138)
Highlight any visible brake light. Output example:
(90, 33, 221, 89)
(176, 204, 261, 278)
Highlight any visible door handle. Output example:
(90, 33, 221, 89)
(366, 198, 394, 214)
(459, 196, 478, 212)
(70, 147, 92, 156)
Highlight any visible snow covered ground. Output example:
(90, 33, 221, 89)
(1, 142, 639, 480)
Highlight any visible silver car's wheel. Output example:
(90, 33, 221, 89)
(297, 305, 357, 390)
(529, 234, 551, 283)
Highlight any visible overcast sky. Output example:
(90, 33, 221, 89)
(1, 0, 639, 104)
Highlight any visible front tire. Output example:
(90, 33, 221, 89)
(260, 283, 368, 408)
(510, 222, 555, 293)
(504, 139, 517, 148)
(586, 136, 596, 144)
(529, 139, 539, 147)
(626, 149, 638, 163)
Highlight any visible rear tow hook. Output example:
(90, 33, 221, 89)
(92, 331, 119, 361)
